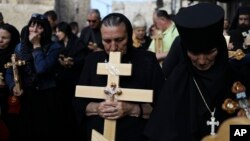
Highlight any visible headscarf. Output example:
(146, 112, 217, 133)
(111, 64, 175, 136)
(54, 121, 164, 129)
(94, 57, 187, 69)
(145, 3, 233, 141)
(0, 23, 20, 67)
(101, 13, 133, 55)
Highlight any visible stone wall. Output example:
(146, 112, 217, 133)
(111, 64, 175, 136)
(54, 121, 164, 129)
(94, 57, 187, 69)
(0, 0, 91, 32)
(55, 0, 90, 30)
(0, 3, 53, 32)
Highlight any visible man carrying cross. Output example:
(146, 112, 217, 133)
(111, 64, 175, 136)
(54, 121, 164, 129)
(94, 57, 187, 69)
(73, 13, 164, 141)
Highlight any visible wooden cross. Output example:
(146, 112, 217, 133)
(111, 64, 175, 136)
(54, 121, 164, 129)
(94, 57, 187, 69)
(75, 52, 153, 141)
(154, 33, 163, 53)
(0, 72, 5, 87)
(4, 54, 25, 95)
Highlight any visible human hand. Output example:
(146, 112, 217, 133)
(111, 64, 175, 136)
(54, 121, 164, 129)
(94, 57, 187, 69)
(13, 85, 23, 96)
(29, 32, 41, 48)
(58, 56, 73, 68)
(88, 42, 98, 51)
(237, 109, 246, 117)
(97, 101, 140, 120)
(227, 43, 234, 50)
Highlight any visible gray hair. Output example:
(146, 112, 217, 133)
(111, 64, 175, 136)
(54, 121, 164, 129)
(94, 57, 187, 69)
(88, 9, 101, 19)
(132, 13, 147, 28)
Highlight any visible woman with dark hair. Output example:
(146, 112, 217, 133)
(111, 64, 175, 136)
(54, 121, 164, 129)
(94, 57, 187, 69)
(73, 13, 164, 141)
(55, 21, 86, 100)
(5, 13, 63, 140)
(0, 23, 20, 141)
(54, 21, 86, 139)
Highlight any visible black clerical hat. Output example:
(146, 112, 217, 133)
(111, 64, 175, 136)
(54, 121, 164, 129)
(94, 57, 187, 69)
(238, 6, 250, 15)
(174, 3, 224, 53)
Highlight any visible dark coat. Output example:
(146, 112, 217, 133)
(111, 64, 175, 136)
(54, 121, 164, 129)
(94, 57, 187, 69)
(74, 49, 164, 141)
(145, 37, 247, 141)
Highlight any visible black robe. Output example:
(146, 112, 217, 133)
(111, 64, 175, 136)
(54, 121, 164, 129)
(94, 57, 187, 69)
(144, 37, 246, 141)
(79, 26, 104, 54)
(74, 49, 164, 141)
(56, 35, 86, 102)
(228, 27, 250, 53)
(0, 44, 14, 129)
(55, 35, 86, 140)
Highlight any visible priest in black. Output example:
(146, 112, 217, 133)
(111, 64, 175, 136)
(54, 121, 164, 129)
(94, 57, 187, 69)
(228, 6, 250, 53)
(227, 6, 250, 68)
(145, 3, 248, 141)
(74, 13, 164, 141)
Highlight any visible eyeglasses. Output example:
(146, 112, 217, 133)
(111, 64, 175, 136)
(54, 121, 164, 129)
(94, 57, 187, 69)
(31, 13, 47, 20)
(87, 19, 97, 23)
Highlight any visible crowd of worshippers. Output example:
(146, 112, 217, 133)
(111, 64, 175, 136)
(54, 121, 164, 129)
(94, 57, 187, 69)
(0, 3, 250, 141)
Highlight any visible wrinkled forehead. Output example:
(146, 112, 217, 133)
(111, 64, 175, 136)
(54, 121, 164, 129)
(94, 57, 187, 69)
(101, 23, 127, 35)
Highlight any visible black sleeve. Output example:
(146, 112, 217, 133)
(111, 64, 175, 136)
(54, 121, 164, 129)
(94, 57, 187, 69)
(162, 36, 182, 78)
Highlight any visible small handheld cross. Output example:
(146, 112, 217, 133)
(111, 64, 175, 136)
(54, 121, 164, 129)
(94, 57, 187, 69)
(75, 52, 153, 141)
(155, 33, 163, 53)
(207, 112, 219, 135)
(5, 54, 25, 96)
(0, 72, 5, 87)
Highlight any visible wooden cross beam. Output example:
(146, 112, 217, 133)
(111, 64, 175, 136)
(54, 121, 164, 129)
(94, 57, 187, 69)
(0, 72, 5, 87)
(4, 54, 25, 95)
(75, 52, 153, 141)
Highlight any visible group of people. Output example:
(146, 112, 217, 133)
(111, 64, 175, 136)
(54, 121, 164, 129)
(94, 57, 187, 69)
(0, 2, 250, 141)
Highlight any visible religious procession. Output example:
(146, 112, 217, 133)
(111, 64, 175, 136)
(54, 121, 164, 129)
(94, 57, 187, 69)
(0, 0, 250, 141)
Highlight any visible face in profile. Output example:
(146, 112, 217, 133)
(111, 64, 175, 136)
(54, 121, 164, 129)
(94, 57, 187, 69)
(55, 28, 66, 41)
(0, 28, 11, 49)
(101, 23, 128, 55)
(187, 48, 218, 71)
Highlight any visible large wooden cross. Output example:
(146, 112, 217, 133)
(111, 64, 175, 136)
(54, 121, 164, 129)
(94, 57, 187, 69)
(75, 52, 153, 141)
(4, 54, 25, 95)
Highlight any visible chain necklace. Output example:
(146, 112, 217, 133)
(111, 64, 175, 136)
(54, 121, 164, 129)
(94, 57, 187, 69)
(193, 77, 219, 135)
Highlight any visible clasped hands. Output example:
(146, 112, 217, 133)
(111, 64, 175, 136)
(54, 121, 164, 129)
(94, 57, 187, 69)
(58, 54, 74, 68)
(88, 42, 103, 52)
(86, 101, 140, 120)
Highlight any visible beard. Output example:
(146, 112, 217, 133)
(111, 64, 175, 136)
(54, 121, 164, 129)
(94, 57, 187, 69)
(238, 24, 250, 32)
